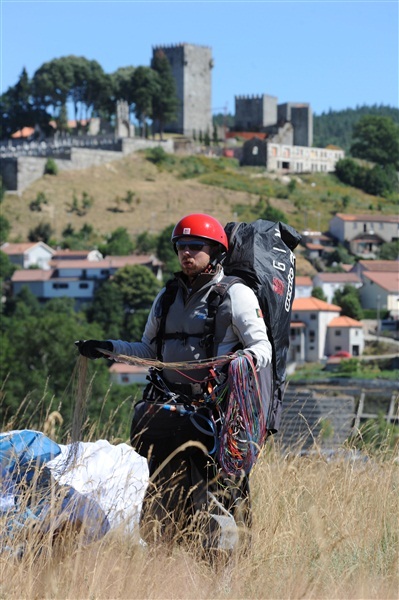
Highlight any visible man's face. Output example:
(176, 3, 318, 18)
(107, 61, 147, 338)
(176, 237, 213, 279)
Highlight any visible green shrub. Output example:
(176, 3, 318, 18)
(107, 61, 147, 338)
(44, 158, 58, 176)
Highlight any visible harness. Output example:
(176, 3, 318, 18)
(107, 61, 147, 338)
(155, 275, 244, 361)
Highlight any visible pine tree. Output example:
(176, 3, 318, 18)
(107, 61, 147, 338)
(151, 50, 178, 140)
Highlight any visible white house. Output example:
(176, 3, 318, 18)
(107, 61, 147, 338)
(312, 272, 362, 303)
(51, 249, 103, 262)
(351, 260, 399, 278)
(10, 253, 164, 307)
(326, 316, 364, 357)
(359, 271, 399, 316)
(11, 269, 96, 304)
(289, 297, 341, 362)
(329, 213, 399, 258)
(295, 276, 313, 298)
(49, 255, 163, 282)
(1, 241, 54, 270)
(109, 363, 149, 386)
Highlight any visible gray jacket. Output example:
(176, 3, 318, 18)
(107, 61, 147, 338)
(110, 266, 272, 385)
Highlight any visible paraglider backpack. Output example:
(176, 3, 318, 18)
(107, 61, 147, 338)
(156, 219, 302, 432)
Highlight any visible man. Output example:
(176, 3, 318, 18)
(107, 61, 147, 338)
(77, 213, 272, 551)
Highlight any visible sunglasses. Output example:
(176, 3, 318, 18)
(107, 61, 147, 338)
(175, 240, 208, 251)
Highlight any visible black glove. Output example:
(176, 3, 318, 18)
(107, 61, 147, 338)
(75, 340, 113, 359)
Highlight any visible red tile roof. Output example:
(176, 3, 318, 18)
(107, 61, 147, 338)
(109, 363, 149, 374)
(314, 273, 361, 284)
(334, 213, 399, 223)
(12, 269, 54, 282)
(226, 131, 267, 140)
(292, 297, 341, 312)
(50, 255, 162, 269)
(1, 242, 53, 255)
(358, 260, 399, 272)
(328, 316, 363, 328)
(362, 271, 399, 292)
(296, 276, 313, 286)
(11, 127, 35, 139)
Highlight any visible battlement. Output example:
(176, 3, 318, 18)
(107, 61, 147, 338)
(153, 42, 211, 51)
(235, 95, 264, 101)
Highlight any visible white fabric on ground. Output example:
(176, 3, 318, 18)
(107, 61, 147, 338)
(47, 439, 149, 534)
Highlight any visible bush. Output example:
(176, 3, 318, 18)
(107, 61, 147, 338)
(44, 158, 58, 176)
(146, 146, 175, 169)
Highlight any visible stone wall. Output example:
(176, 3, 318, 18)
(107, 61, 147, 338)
(1, 138, 174, 192)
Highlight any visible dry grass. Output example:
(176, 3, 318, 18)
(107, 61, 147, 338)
(1, 440, 398, 600)
(3, 153, 259, 242)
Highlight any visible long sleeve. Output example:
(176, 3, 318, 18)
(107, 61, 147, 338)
(228, 283, 272, 370)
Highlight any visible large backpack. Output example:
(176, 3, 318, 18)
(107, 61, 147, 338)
(155, 219, 301, 432)
(222, 219, 302, 431)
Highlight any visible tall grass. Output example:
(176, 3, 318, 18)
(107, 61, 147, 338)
(1, 399, 398, 599)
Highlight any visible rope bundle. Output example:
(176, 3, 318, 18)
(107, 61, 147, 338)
(217, 354, 268, 476)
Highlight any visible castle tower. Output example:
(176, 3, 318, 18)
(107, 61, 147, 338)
(278, 103, 313, 147)
(152, 43, 213, 137)
(234, 94, 278, 130)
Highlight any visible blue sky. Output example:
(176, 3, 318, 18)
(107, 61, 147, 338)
(1, 0, 398, 116)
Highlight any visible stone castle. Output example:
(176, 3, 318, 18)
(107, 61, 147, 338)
(152, 43, 213, 137)
(1, 42, 335, 191)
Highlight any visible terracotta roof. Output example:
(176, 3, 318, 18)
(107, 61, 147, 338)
(358, 260, 399, 272)
(11, 127, 35, 139)
(1, 242, 53, 255)
(334, 213, 399, 224)
(362, 271, 399, 292)
(290, 321, 306, 328)
(292, 297, 341, 312)
(328, 316, 363, 328)
(50, 254, 162, 269)
(314, 273, 361, 284)
(12, 269, 54, 282)
(226, 131, 267, 140)
(109, 363, 149, 374)
(341, 264, 354, 272)
(52, 250, 96, 259)
(296, 276, 313, 286)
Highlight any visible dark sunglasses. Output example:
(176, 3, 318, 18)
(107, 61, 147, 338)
(175, 240, 208, 251)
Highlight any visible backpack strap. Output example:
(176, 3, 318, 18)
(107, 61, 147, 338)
(201, 275, 244, 358)
(154, 278, 179, 361)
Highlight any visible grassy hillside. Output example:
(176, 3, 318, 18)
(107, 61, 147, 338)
(2, 150, 394, 250)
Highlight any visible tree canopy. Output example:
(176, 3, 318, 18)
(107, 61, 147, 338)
(151, 50, 178, 139)
(350, 115, 399, 169)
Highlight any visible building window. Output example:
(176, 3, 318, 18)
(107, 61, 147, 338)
(310, 314, 316, 320)
(101, 269, 110, 276)
(335, 346, 342, 351)
(79, 283, 89, 289)
(53, 283, 68, 289)
(122, 376, 129, 383)
(335, 330, 341, 336)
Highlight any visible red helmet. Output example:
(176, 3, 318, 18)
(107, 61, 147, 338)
(171, 213, 228, 251)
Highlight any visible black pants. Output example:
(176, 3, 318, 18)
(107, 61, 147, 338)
(130, 400, 251, 548)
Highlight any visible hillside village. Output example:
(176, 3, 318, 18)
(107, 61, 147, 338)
(2, 209, 398, 385)
(1, 42, 398, 400)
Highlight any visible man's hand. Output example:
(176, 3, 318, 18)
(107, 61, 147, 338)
(75, 340, 113, 359)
